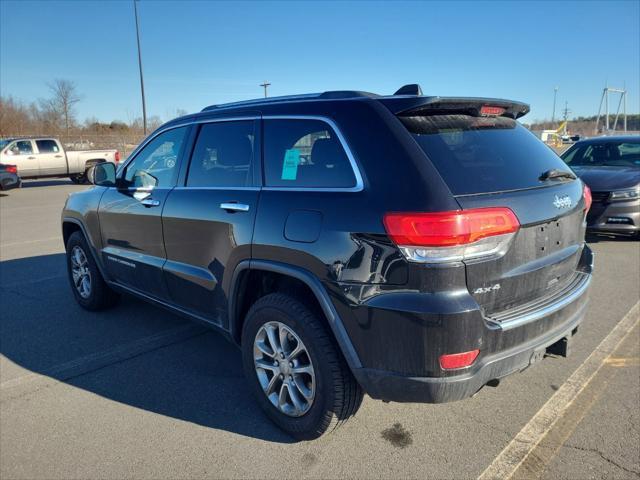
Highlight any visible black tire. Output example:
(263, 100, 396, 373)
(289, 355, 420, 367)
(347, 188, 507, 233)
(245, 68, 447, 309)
(65, 231, 119, 310)
(241, 293, 363, 440)
(69, 174, 85, 184)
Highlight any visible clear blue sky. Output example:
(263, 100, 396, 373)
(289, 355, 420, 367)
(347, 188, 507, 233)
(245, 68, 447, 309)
(1, 0, 638, 124)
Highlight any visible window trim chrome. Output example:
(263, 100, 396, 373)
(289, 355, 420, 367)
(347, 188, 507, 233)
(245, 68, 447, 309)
(119, 114, 364, 193)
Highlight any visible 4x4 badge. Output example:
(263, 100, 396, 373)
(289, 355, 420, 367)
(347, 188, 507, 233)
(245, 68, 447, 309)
(553, 195, 572, 209)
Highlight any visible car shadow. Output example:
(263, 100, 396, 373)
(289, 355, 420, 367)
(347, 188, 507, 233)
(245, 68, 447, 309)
(0, 253, 293, 444)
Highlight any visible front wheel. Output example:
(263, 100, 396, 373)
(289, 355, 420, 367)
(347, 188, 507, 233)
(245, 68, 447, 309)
(242, 293, 363, 440)
(66, 231, 119, 310)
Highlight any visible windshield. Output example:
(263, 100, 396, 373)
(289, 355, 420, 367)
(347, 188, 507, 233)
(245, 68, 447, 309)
(562, 140, 640, 167)
(401, 114, 571, 195)
(0, 139, 11, 149)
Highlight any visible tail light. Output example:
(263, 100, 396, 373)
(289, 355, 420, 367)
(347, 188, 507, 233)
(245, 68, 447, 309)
(383, 207, 520, 263)
(5, 165, 17, 174)
(440, 349, 480, 370)
(583, 184, 592, 212)
(115, 151, 121, 163)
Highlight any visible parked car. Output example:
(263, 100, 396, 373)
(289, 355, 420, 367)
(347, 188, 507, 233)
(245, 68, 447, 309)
(0, 137, 120, 183)
(62, 86, 593, 439)
(0, 163, 21, 191)
(561, 135, 640, 237)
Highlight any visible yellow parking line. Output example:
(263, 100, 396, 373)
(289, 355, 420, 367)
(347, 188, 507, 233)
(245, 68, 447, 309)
(478, 302, 640, 480)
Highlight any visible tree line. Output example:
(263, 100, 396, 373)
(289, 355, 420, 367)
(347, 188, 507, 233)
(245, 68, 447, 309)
(0, 79, 178, 139)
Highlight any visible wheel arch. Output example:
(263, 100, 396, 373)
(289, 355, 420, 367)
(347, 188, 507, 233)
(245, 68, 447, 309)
(229, 260, 362, 370)
(62, 217, 109, 280)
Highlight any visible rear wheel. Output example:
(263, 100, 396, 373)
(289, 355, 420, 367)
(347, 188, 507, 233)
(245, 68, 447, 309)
(65, 231, 119, 310)
(242, 293, 363, 440)
(69, 173, 86, 184)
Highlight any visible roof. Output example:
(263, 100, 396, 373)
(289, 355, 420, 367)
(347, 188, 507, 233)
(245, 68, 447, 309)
(198, 85, 530, 119)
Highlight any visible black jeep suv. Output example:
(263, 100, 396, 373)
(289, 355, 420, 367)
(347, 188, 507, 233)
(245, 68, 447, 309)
(62, 85, 593, 439)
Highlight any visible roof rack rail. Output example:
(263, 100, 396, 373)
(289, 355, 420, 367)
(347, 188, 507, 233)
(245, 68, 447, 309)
(202, 93, 321, 112)
(201, 90, 379, 112)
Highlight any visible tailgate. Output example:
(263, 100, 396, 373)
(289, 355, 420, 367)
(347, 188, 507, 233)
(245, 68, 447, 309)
(396, 104, 589, 315)
(456, 181, 586, 315)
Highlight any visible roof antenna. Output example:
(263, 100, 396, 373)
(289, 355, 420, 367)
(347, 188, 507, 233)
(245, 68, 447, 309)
(394, 84, 423, 96)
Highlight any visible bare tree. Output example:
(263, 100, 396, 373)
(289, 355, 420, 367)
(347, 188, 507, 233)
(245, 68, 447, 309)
(48, 79, 82, 136)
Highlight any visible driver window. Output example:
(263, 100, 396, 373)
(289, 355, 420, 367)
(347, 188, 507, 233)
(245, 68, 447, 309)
(8, 140, 34, 156)
(124, 127, 187, 188)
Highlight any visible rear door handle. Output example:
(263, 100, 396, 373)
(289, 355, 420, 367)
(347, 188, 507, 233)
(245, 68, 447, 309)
(54, 155, 63, 158)
(220, 202, 250, 212)
(28, 156, 36, 160)
(141, 198, 160, 207)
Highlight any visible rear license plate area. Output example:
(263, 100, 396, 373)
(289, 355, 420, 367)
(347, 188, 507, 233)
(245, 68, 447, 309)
(535, 219, 565, 254)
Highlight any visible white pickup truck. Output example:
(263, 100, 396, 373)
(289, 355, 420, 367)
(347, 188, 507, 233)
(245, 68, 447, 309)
(0, 137, 120, 184)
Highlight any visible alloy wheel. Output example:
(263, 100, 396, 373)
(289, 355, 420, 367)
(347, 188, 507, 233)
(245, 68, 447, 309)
(253, 321, 316, 417)
(70, 246, 92, 299)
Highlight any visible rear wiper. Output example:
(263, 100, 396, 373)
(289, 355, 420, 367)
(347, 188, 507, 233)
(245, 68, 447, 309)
(539, 169, 577, 182)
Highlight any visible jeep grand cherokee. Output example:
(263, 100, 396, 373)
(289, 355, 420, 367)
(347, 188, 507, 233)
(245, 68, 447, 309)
(62, 85, 593, 439)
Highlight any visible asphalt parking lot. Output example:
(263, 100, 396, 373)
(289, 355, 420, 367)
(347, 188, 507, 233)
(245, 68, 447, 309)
(1, 181, 639, 480)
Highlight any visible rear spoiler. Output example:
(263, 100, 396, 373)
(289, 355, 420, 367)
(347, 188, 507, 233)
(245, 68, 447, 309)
(380, 96, 530, 119)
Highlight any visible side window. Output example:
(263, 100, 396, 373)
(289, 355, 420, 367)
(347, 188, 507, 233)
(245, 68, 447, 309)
(124, 127, 187, 188)
(564, 145, 591, 165)
(187, 121, 255, 187)
(9, 140, 33, 155)
(35, 140, 60, 153)
(264, 119, 356, 188)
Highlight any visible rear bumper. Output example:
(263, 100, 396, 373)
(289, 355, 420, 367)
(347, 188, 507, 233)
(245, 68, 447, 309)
(349, 247, 593, 403)
(587, 198, 640, 235)
(353, 295, 587, 403)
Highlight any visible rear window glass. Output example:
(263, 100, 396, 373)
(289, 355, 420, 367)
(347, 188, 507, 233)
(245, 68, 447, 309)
(264, 119, 356, 188)
(36, 139, 59, 153)
(401, 115, 570, 195)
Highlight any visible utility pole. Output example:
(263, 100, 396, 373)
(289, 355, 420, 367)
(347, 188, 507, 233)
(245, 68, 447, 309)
(260, 81, 271, 98)
(133, 0, 147, 135)
(594, 84, 627, 134)
(552, 86, 559, 122)
(562, 101, 571, 135)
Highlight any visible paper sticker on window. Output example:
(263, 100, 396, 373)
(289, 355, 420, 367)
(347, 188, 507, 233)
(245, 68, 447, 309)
(281, 148, 300, 180)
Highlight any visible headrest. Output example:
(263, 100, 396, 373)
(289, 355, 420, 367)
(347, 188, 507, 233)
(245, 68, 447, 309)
(310, 138, 346, 168)
(219, 137, 252, 167)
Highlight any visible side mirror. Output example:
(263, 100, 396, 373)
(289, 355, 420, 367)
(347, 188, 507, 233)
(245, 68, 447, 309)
(87, 162, 116, 186)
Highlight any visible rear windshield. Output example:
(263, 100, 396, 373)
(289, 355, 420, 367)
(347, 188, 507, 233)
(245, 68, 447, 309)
(401, 115, 570, 196)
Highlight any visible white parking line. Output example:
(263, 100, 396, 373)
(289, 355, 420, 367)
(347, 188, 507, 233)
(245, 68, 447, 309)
(478, 301, 639, 480)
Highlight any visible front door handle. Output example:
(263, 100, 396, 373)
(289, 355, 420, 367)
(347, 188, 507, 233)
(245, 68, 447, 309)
(28, 156, 36, 160)
(54, 154, 63, 158)
(220, 202, 250, 212)
(141, 198, 160, 207)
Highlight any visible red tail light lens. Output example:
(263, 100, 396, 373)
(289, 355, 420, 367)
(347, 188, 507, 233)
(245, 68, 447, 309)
(440, 349, 480, 370)
(5, 165, 17, 174)
(384, 208, 519, 263)
(583, 184, 592, 212)
(115, 151, 121, 163)
(383, 208, 519, 247)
